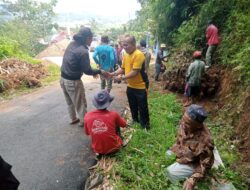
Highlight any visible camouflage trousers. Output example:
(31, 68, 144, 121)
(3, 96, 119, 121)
(100, 77, 112, 93)
(206, 45, 217, 66)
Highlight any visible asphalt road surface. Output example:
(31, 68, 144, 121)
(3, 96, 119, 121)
(0, 75, 126, 190)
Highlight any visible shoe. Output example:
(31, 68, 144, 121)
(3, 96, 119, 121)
(70, 118, 80, 125)
(78, 122, 84, 127)
(95, 153, 102, 160)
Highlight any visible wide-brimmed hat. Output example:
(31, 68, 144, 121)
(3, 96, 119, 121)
(187, 104, 207, 123)
(92, 90, 114, 109)
(160, 43, 166, 48)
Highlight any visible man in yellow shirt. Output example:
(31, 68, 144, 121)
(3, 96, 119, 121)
(111, 35, 150, 130)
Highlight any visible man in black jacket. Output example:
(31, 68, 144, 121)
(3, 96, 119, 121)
(60, 27, 109, 127)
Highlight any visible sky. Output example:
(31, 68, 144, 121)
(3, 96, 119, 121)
(46, 0, 141, 21)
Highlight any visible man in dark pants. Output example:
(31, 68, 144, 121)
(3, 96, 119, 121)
(60, 27, 109, 127)
(0, 156, 20, 190)
(111, 35, 150, 130)
(155, 43, 168, 81)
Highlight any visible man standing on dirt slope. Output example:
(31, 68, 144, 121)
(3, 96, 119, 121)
(155, 43, 168, 81)
(93, 36, 115, 93)
(110, 35, 150, 130)
(166, 105, 214, 190)
(184, 51, 205, 107)
(60, 27, 109, 127)
(206, 21, 219, 67)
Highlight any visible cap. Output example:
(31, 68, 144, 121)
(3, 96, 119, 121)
(187, 104, 208, 123)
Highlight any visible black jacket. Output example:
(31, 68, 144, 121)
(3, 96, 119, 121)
(61, 41, 101, 80)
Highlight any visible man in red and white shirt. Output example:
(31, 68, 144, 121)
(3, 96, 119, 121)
(205, 21, 219, 67)
(84, 90, 127, 155)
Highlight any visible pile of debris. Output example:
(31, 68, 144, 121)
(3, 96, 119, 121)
(0, 58, 47, 93)
(162, 52, 221, 97)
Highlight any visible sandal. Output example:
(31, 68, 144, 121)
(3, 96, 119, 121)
(69, 118, 80, 125)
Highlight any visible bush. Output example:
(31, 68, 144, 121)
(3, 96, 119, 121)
(0, 36, 20, 59)
(173, 0, 250, 84)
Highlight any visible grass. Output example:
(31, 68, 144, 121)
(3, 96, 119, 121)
(111, 92, 183, 189)
(41, 63, 60, 85)
(105, 91, 248, 190)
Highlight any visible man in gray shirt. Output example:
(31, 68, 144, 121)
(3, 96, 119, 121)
(60, 27, 109, 127)
(184, 51, 205, 106)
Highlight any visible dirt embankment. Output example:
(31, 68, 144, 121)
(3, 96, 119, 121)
(157, 51, 250, 182)
(0, 59, 47, 93)
(36, 39, 70, 59)
(162, 52, 221, 98)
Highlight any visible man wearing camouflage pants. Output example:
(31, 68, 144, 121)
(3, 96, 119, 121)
(205, 21, 219, 67)
(60, 27, 109, 127)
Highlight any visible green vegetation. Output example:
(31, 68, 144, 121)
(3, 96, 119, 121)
(130, 0, 250, 83)
(0, 35, 40, 64)
(1, 0, 57, 56)
(112, 93, 182, 189)
(42, 63, 60, 85)
(109, 92, 247, 189)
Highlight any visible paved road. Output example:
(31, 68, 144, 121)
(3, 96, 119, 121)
(42, 54, 94, 67)
(0, 76, 126, 190)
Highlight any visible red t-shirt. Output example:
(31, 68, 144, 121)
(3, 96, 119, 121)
(206, 24, 219, 45)
(84, 109, 127, 154)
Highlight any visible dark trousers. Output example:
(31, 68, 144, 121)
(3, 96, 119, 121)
(126, 87, 150, 129)
(155, 63, 161, 81)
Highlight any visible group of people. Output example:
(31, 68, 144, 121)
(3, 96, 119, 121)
(60, 27, 151, 154)
(59, 26, 216, 190)
(184, 21, 219, 106)
(0, 22, 219, 190)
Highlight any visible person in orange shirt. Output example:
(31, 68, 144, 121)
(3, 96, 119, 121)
(111, 35, 150, 130)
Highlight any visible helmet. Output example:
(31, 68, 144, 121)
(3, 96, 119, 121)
(193, 51, 202, 58)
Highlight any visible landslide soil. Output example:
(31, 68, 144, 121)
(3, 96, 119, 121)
(149, 54, 250, 183)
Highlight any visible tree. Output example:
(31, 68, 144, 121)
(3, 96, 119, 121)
(0, 0, 57, 55)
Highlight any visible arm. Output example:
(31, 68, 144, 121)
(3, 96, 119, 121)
(122, 69, 140, 80)
(183, 146, 214, 190)
(92, 48, 99, 65)
(115, 112, 127, 128)
(186, 63, 193, 81)
(112, 67, 125, 76)
(110, 48, 115, 70)
(84, 117, 90, 136)
(80, 51, 101, 76)
(206, 26, 211, 40)
(148, 52, 151, 63)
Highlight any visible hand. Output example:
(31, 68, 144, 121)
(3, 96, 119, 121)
(101, 70, 112, 78)
(183, 178, 195, 190)
(113, 75, 122, 83)
(93, 74, 99, 79)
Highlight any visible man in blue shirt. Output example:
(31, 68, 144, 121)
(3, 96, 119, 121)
(93, 36, 115, 93)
